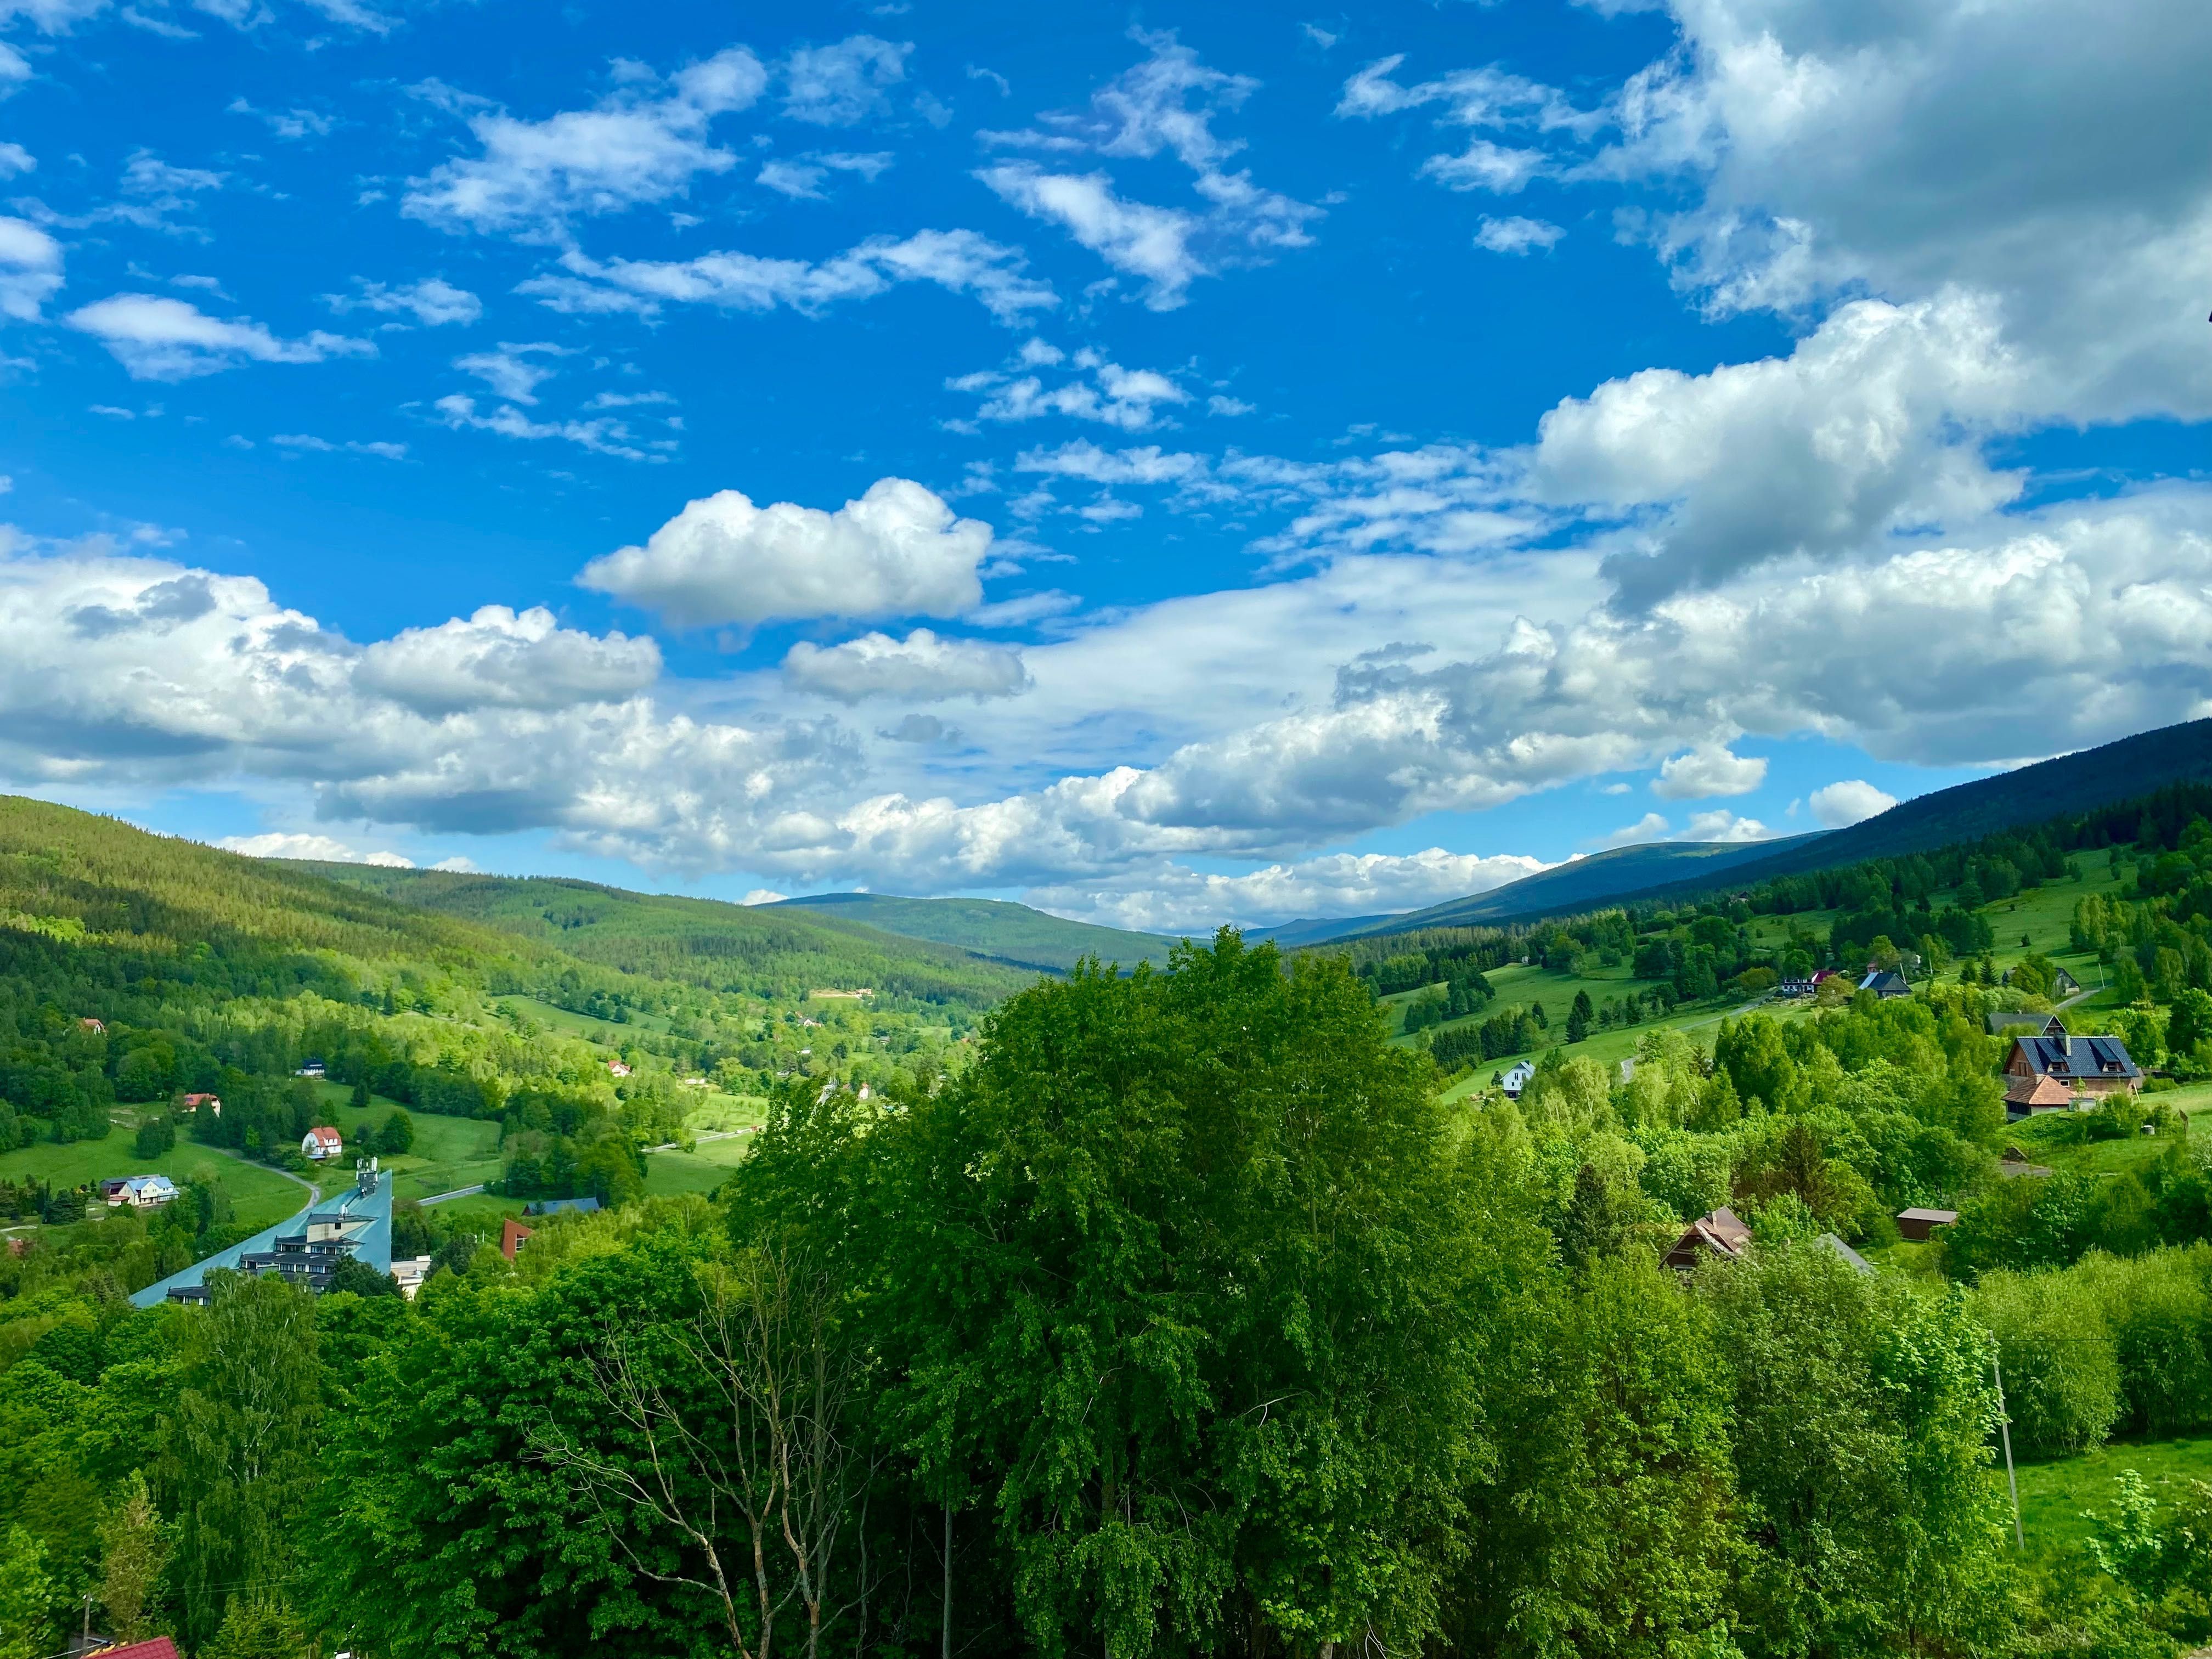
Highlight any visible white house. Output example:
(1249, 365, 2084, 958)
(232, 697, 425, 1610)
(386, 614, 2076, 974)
(302, 1125, 344, 1161)
(390, 1255, 435, 1300)
(103, 1174, 176, 1209)
(1498, 1060, 1537, 1099)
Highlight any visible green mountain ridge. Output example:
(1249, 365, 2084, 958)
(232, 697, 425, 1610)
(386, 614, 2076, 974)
(298, 864, 1037, 1009)
(1327, 717, 2212, 943)
(1319, 835, 1830, 943)
(762, 890, 1175, 974)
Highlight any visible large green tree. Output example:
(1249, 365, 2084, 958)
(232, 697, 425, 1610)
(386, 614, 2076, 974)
(1455, 1256, 1737, 1659)
(167, 1272, 323, 1648)
(1703, 1244, 2010, 1657)
(832, 933, 1547, 1659)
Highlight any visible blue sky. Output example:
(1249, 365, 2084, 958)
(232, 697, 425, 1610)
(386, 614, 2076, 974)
(2, 0, 2208, 930)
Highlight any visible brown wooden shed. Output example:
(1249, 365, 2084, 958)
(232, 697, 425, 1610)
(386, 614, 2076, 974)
(1896, 1207, 1959, 1242)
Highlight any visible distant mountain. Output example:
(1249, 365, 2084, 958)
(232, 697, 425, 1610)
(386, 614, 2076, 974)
(764, 892, 1175, 974)
(1330, 717, 2212, 942)
(1326, 836, 1829, 942)
(1689, 718, 2212, 884)
(1246, 914, 1402, 948)
(302, 865, 1035, 1008)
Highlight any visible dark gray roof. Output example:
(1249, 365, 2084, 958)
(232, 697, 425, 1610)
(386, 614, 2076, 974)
(524, 1195, 603, 1216)
(1815, 1233, 1875, 1274)
(2013, 1032, 2141, 1082)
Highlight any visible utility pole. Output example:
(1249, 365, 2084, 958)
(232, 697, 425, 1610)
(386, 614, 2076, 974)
(1994, 1355, 2023, 1549)
(942, 1500, 953, 1659)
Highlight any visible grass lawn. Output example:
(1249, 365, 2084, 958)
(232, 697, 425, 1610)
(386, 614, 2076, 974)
(683, 1092, 766, 1135)
(642, 1132, 754, 1198)
(0, 1132, 307, 1233)
(306, 1099, 504, 1201)
(1858, 1238, 1944, 1279)
(503, 994, 670, 1042)
(279, 1079, 505, 1200)
(1978, 848, 2124, 967)
(2002, 1094, 2211, 1182)
(2011, 1435, 2212, 1558)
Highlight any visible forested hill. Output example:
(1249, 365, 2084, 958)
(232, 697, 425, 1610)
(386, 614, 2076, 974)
(1664, 716, 2212, 895)
(304, 864, 1035, 1009)
(762, 890, 1174, 973)
(0, 795, 544, 973)
(1343, 717, 2212, 942)
(0, 796, 1030, 1012)
(1324, 834, 1827, 941)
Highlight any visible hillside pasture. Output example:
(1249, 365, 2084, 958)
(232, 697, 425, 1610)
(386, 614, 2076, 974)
(0, 1132, 307, 1233)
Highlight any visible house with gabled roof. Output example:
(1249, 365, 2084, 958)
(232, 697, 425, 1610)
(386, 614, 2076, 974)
(102, 1174, 176, 1209)
(2005, 1073, 2078, 1118)
(302, 1125, 344, 1161)
(1663, 1206, 1753, 1271)
(2004, 1024, 2140, 1107)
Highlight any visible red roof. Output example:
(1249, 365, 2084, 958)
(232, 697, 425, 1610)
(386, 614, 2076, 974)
(2006, 1074, 2073, 1108)
(94, 1640, 181, 1659)
(307, 1126, 343, 1147)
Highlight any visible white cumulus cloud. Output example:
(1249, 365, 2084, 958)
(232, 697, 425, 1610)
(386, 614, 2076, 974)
(579, 478, 996, 629)
(782, 36, 909, 125)
(1651, 742, 1765, 800)
(325, 277, 482, 326)
(354, 605, 662, 716)
(220, 832, 414, 867)
(783, 629, 1030, 704)
(1809, 779, 1898, 829)
(1475, 215, 1563, 254)
(1027, 845, 1550, 933)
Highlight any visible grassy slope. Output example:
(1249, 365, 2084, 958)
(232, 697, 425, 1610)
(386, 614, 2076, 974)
(504, 992, 674, 1039)
(2012, 1435, 2212, 1556)
(1383, 959, 1795, 1102)
(641, 1132, 756, 1198)
(296, 1081, 507, 1201)
(307, 864, 1035, 1008)
(0, 1132, 306, 1233)
(765, 893, 1175, 974)
(304, 1077, 764, 1201)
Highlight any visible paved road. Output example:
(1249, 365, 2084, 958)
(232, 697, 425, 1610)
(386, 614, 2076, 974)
(419, 1183, 487, 1206)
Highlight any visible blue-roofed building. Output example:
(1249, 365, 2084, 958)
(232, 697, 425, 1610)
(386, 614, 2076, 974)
(130, 1160, 394, 1308)
(523, 1196, 602, 1217)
